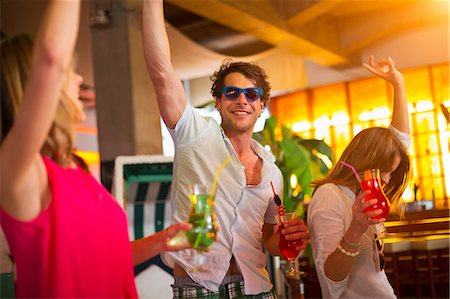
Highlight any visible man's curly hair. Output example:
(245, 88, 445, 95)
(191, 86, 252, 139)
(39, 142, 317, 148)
(210, 59, 271, 105)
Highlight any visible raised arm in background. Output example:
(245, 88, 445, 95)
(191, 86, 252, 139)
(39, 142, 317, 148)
(363, 55, 409, 134)
(322, 55, 408, 283)
(0, 0, 80, 220)
(142, 0, 186, 129)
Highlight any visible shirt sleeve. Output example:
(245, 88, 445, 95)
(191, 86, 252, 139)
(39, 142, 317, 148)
(389, 124, 411, 150)
(307, 184, 351, 298)
(169, 103, 216, 146)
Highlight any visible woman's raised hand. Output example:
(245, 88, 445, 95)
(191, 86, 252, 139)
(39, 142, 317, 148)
(363, 55, 404, 86)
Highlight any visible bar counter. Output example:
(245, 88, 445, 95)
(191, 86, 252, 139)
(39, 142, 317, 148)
(383, 209, 449, 298)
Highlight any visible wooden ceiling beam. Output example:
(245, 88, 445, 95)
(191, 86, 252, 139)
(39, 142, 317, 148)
(167, 0, 349, 66)
(339, 1, 449, 55)
(287, 0, 342, 26)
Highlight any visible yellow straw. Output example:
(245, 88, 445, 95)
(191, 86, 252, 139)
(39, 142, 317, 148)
(192, 156, 231, 250)
(211, 156, 231, 196)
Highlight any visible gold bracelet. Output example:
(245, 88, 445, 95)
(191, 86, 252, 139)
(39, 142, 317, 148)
(342, 237, 360, 249)
(336, 244, 359, 257)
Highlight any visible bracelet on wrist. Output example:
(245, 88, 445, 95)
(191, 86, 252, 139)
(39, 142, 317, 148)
(336, 244, 359, 257)
(342, 236, 360, 249)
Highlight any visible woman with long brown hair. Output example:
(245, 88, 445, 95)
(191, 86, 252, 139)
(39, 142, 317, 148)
(307, 55, 411, 299)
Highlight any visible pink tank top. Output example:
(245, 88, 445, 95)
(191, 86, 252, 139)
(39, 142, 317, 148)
(0, 156, 138, 298)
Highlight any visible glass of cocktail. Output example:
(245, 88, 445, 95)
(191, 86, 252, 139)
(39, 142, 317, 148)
(340, 162, 390, 220)
(185, 183, 217, 272)
(360, 169, 390, 220)
(276, 212, 304, 279)
(169, 157, 230, 272)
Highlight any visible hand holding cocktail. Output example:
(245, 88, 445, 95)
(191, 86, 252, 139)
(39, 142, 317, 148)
(360, 169, 390, 220)
(340, 161, 390, 221)
(169, 157, 231, 272)
(271, 183, 308, 279)
(164, 222, 193, 252)
(167, 183, 217, 272)
(275, 213, 308, 279)
(184, 183, 218, 272)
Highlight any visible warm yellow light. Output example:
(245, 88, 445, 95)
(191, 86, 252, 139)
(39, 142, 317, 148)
(74, 150, 100, 180)
(416, 100, 434, 112)
(313, 150, 333, 169)
(331, 111, 349, 126)
(292, 184, 301, 198)
(75, 126, 98, 134)
(401, 185, 414, 204)
(438, 114, 448, 129)
(359, 107, 390, 122)
(372, 107, 390, 119)
(274, 126, 282, 142)
(359, 111, 373, 121)
(75, 150, 100, 166)
(353, 124, 363, 135)
(442, 146, 450, 199)
(314, 128, 331, 143)
(292, 121, 311, 132)
(290, 173, 298, 189)
(303, 194, 311, 205)
(313, 116, 331, 129)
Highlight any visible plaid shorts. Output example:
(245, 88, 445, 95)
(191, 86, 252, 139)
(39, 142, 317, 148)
(173, 280, 277, 299)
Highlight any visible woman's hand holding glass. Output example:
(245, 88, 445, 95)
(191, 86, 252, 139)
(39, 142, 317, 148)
(348, 190, 385, 237)
(164, 222, 193, 252)
(168, 183, 218, 272)
(185, 184, 217, 252)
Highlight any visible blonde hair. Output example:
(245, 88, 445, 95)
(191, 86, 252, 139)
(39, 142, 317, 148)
(1, 34, 81, 168)
(312, 127, 410, 205)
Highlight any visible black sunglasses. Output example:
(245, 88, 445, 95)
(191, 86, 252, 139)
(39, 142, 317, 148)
(374, 234, 385, 271)
(221, 86, 262, 102)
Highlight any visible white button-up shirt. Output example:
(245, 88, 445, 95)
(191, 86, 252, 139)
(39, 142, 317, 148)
(163, 104, 283, 294)
(307, 125, 410, 298)
(308, 184, 396, 299)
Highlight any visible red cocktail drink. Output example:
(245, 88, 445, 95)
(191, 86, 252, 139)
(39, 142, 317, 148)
(279, 224, 302, 260)
(361, 169, 390, 220)
(276, 212, 303, 279)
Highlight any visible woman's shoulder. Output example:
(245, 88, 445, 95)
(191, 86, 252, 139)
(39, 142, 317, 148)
(0, 154, 49, 222)
(389, 124, 411, 150)
(309, 183, 353, 213)
(313, 183, 342, 196)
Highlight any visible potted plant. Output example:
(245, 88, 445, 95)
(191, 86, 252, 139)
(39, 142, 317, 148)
(253, 116, 332, 217)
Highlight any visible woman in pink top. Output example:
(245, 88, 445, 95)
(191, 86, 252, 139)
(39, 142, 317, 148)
(0, 1, 191, 298)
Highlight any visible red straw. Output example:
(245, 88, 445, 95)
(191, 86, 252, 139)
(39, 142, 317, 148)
(270, 181, 276, 195)
(340, 161, 362, 183)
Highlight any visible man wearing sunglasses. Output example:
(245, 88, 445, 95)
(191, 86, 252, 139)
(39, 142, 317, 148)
(142, 1, 308, 298)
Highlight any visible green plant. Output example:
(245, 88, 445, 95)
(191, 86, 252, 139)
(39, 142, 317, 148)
(253, 116, 332, 217)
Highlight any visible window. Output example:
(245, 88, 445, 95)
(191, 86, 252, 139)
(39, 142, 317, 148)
(271, 63, 450, 210)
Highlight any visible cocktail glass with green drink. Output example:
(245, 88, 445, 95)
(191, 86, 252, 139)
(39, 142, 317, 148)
(186, 183, 217, 251)
(184, 183, 217, 271)
(168, 157, 230, 272)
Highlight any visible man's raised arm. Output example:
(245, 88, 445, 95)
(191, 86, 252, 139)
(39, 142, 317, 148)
(142, 0, 187, 129)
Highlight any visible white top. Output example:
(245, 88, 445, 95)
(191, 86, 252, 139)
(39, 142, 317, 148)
(308, 184, 396, 299)
(307, 125, 410, 299)
(162, 104, 283, 294)
(388, 124, 411, 150)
